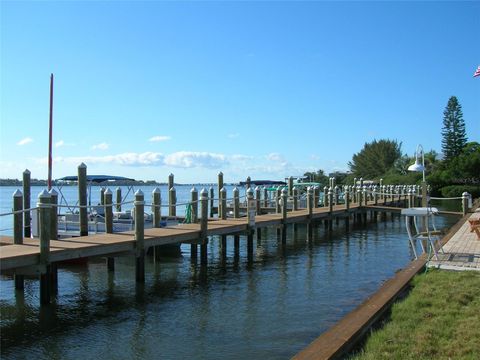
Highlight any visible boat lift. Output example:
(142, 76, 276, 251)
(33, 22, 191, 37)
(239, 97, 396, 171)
(401, 207, 444, 260)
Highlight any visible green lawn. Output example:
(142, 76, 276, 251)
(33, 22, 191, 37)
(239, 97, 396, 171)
(350, 269, 480, 360)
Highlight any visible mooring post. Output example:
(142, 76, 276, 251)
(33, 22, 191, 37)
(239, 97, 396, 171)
(263, 186, 268, 208)
(255, 186, 261, 215)
(462, 192, 470, 216)
(200, 188, 209, 264)
(233, 187, 240, 256)
(220, 187, 227, 220)
(334, 185, 339, 205)
(169, 186, 176, 217)
(104, 188, 115, 271)
(246, 187, 255, 261)
(209, 187, 214, 218)
(233, 187, 240, 218)
(323, 186, 329, 207)
(293, 187, 298, 211)
(134, 190, 145, 282)
(288, 176, 293, 196)
(38, 190, 51, 305)
(344, 187, 350, 229)
(246, 176, 251, 190)
(281, 188, 288, 223)
(152, 188, 161, 227)
(48, 188, 59, 293)
(100, 187, 105, 206)
(374, 186, 378, 205)
(190, 187, 198, 259)
(275, 186, 282, 214)
(116, 187, 122, 212)
(307, 187, 313, 218)
(314, 186, 320, 208)
(78, 163, 88, 236)
(168, 173, 174, 191)
(13, 190, 24, 290)
(22, 169, 31, 238)
(190, 187, 198, 223)
(217, 171, 224, 202)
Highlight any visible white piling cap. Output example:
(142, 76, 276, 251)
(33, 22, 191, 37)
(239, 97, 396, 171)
(78, 162, 87, 168)
(49, 188, 58, 195)
(38, 189, 51, 199)
(13, 189, 23, 197)
(23, 169, 31, 174)
(153, 187, 161, 194)
(190, 186, 197, 192)
(200, 188, 208, 196)
(135, 189, 144, 197)
(218, 171, 223, 176)
(220, 187, 226, 193)
(104, 188, 112, 195)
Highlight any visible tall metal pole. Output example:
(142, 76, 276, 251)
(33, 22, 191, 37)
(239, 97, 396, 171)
(48, 74, 54, 191)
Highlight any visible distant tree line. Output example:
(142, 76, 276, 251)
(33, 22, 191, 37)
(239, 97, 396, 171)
(305, 96, 479, 198)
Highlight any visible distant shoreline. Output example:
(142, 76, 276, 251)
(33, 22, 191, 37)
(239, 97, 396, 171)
(0, 179, 229, 187)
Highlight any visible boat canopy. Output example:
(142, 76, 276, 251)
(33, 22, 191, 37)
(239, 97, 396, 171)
(238, 180, 286, 186)
(57, 175, 135, 183)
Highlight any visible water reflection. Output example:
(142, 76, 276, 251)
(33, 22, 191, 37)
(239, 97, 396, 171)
(1, 214, 459, 359)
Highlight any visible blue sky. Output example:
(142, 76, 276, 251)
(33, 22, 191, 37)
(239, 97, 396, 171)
(1, 1, 479, 183)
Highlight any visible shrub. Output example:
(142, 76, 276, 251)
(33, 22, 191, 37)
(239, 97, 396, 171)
(440, 185, 480, 199)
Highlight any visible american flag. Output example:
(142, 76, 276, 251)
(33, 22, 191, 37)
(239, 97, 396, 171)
(474, 65, 480, 77)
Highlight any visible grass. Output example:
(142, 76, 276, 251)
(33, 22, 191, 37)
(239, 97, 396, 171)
(350, 269, 480, 360)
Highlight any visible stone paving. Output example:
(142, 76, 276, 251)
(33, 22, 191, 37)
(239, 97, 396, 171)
(428, 209, 480, 271)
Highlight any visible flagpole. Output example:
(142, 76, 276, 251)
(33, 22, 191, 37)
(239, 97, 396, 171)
(48, 73, 54, 190)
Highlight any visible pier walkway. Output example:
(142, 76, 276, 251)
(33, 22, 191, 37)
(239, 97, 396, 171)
(1, 204, 362, 271)
(428, 208, 480, 271)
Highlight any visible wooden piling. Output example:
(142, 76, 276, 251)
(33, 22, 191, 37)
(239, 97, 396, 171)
(233, 187, 240, 218)
(307, 187, 313, 218)
(209, 187, 214, 218)
(152, 188, 161, 227)
(263, 186, 268, 208)
(169, 186, 176, 217)
(116, 187, 122, 211)
(100, 187, 105, 206)
(134, 190, 145, 283)
(281, 188, 288, 223)
(104, 188, 114, 271)
(200, 189, 208, 264)
(288, 176, 294, 196)
(323, 186, 329, 207)
(190, 187, 198, 223)
(220, 187, 227, 220)
(293, 187, 298, 211)
(462, 192, 469, 216)
(22, 169, 31, 238)
(78, 163, 88, 236)
(275, 186, 282, 213)
(13, 190, 24, 290)
(48, 188, 59, 293)
(255, 186, 261, 215)
(217, 171, 224, 202)
(38, 189, 51, 305)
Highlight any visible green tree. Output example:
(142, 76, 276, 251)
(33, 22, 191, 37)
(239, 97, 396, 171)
(441, 96, 467, 162)
(348, 139, 402, 179)
(303, 169, 329, 185)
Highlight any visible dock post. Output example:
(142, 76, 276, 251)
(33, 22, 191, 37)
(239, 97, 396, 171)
(263, 186, 268, 208)
(13, 190, 24, 290)
(275, 186, 281, 213)
(233, 187, 240, 218)
(314, 186, 320, 208)
(190, 188, 198, 259)
(152, 188, 161, 227)
(100, 187, 105, 205)
(134, 190, 145, 283)
(246, 176, 251, 190)
(328, 188, 333, 231)
(344, 188, 350, 230)
(209, 187, 214, 218)
(200, 189, 209, 264)
(374, 186, 378, 205)
(288, 176, 293, 196)
(116, 187, 122, 212)
(255, 186, 261, 215)
(22, 169, 31, 238)
(104, 188, 115, 271)
(217, 171, 224, 202)
(334, 185, 339, 205)
(462, 192, 470, 216)
(307, 187, 313, 218)
(281, 188, 288, 222)
(246, 188, 255, 262)
(293, 187, 298, 211)
(78, 163, 88, 236)
(169, 186, 176, 217)
(168, 173, 174, 191)
(323, 186, 329, 207)
(220, 187, 227, 220)
(38, 190, 51, 305)
(233, 187, 240, 257)
(49, 188, 58, 293)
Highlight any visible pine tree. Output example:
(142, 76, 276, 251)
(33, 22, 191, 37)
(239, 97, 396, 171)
(441, 96, 467, 161)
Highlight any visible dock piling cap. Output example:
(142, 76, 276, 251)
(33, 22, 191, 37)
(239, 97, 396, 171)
(13, 189, 23, 197)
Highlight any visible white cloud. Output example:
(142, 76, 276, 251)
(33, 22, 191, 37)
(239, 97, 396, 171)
(164, 151, 228, 169)
(266, 152, 285, 162)
(91, 142, 109, 151)
(149, 135, 171, 142)
(17, 137, 33, 146)
(41, 152, 164, 167)
(55, 140, 65, 148)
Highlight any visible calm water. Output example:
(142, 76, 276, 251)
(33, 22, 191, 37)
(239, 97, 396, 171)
(0, 186, 461, 359)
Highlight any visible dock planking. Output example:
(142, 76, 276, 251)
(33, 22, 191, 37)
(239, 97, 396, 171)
(0, 203, 368, 272)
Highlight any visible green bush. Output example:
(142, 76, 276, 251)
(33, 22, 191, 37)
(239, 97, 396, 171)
(440, 185, 480, 198)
